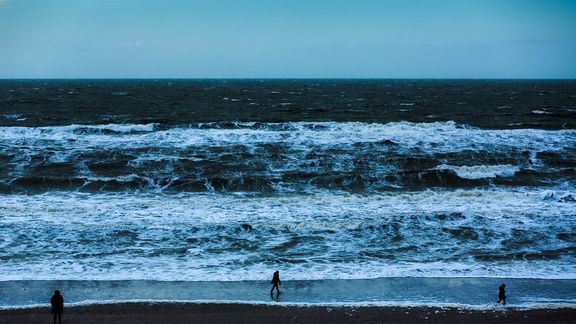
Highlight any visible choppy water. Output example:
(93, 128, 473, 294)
(0, 80, 575, 285)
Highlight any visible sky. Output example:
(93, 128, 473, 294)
(1, 0, 575, 78)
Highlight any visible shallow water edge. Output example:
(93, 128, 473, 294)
(2, 277, 575, 309)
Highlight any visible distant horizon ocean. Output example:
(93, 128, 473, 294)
(1, 79, 575, 307)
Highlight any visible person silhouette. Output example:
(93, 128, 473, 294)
(51, 290, 64, 324)
(270, 270, 281, 295)
(497, 284, 506, 305)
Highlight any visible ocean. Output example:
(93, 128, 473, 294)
(1, 79, 575, 307)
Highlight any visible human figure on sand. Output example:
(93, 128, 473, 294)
(497, 283, 506, 305)
(270, 270, 281, 295)
(50, 290, 64, 324)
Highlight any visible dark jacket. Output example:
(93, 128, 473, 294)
(498, 286, 506, 298)
(271, 272, 281, 285)
(51, 294, 64, 314)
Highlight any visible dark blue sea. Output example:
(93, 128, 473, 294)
(1, 79, 575, 307)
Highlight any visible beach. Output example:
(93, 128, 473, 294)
(2, 303, 575, 324)
(1, 279, 575, 323)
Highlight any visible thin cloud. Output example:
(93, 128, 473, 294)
(0, 0, 10, 5)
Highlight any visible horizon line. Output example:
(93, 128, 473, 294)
(1, 77, 575, 81)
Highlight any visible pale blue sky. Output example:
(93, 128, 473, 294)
(1, 0, 575, 78)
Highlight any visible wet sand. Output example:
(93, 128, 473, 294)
(1, 303, 574, 324)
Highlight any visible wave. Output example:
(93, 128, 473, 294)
(1, 121, 575, 147)
(1, 121, 574, 193)
(70, 123, 157, 134)
(435, 164, 520, 179)
(1, 166, 570, 193)
(2, 299, 575, 311)
(0, 190, 574, 281)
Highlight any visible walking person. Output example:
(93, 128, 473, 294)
(270, 270, 281, 295)
(51, 290, 64, 324)
(497, 283, 506, 305)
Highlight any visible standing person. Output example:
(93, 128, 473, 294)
(497, 284, 506, 305)
(51, 290, 64, 324)
(270, 270, 281, 295)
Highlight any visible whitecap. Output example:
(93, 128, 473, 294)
(435, 164, 520, 179)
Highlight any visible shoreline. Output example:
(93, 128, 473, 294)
(2, 278, 575, 309)
(2, 298, 576, 311)
(1, 302, 575, 324)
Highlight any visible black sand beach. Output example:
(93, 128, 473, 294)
(1, 303, 575, 324)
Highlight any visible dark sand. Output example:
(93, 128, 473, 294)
(1, 303, 574, 324)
